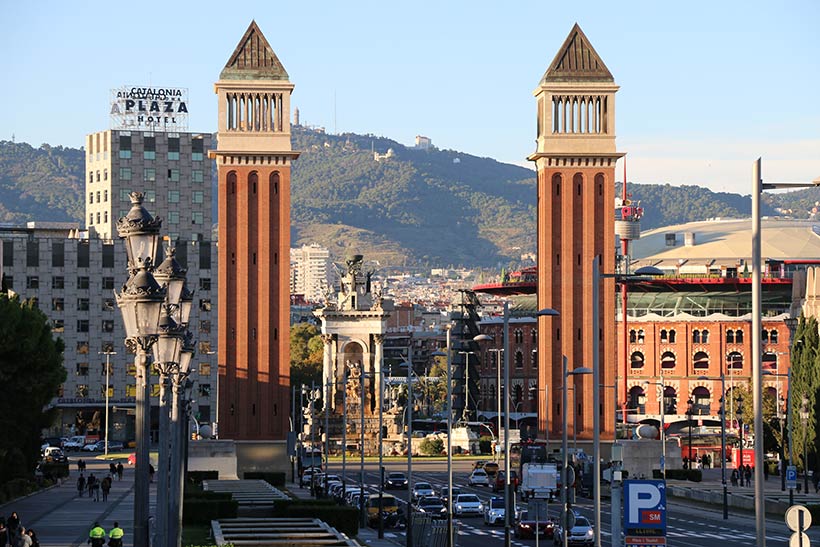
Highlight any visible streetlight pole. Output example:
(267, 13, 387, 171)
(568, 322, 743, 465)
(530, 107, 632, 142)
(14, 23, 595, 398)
(115, 192, 165, 547)
(699, 373, 729, 519)
(99, 350, 117, 456)
(686, 399, 694, 468)
(378, 365, 385, 539)
(561, 356, 592, 547)
(801, 396, 810, 495)
(644, 379, 666, 479)
(488, 348, 503, 463)
(406, 352, 414, 547)
(503, 301, 512, 547)
(752, 160, 820, 546)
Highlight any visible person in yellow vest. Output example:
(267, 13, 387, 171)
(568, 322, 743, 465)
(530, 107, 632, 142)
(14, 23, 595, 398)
(87, 522, 105, 547)
(108, 522, 124, 547)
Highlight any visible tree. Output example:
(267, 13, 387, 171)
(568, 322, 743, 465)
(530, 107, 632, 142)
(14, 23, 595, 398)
(0, 294, 66, 485)
(290, 322, 323, 389)
(788, 315, 820, 472)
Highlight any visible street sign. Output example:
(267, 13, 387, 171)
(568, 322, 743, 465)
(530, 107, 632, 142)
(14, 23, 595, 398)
(786, 504, 813, 531)
(626, 538, 667, 546)
(787, 466, 798, 490)
(789, 532, 811, 547)
(530, 500, 549, 522)
(624, 480, 667, 535)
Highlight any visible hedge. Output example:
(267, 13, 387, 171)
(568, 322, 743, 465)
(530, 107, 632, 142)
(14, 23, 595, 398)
(243, 471, 286, 487)
(182, 498, 238, 524)
(184, 490, 233, 502)
(40, 462, 70, 479)
(271, 499, 336, 513)
(282, 505, 359, 537)
(654, 469, 702, 482)
(187, 471, 219, 485)
(0, 478, 41, 505)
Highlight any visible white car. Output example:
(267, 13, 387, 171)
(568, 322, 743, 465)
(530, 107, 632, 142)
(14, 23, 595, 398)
(453, 493, 483, 517)
(83, 441, 104, 452)
(412, 481, 436, 501)
(469, 469, 490, 486)
(483, 496, 507, 526)
(553, 515, 594, 546)
(63, 436, 86, 451)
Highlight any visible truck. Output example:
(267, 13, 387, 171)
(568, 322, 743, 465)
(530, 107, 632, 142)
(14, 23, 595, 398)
(520, 462, 558, 501)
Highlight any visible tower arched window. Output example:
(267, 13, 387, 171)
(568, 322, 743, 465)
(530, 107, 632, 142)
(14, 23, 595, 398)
(629, 329, 637, 343)
(727, 351, 743, 370)
(726, 329, 735, 344)
(692, 386, 711, 415)
(736, 330, 744, 343)
(515, 350, 524, 369)
(630, 351, 645, 369)
(762, 329, 768, 343)
(770, 330, 778, 344)
(762, 352, 777, 371)
(637, 329, 645, 343)
(692, 330, 700, 344)
(660, 351, 676, 369)
(663, 386, 678, 414)
(628, 386, 645, 414)
(702, 330, 709, 343)
(669, 329, 676, 343)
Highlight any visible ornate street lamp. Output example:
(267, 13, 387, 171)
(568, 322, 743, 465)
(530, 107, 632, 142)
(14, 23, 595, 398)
(169, 332, 195, 547)
(686, 398, 694, 468)
(736, 395, 744, 474)
(801, 396, 810, 494)
(115, 192, 164, 547)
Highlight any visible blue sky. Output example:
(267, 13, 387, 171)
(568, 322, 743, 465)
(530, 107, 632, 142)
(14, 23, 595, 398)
(2, 0, 818, 194)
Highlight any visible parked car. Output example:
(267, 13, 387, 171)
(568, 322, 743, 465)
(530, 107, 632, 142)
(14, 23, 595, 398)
(493, 470, 519, 492)
(412, 481, 435, 501)
(514, 510, 555, 539)
(483, 496, 508, 526)
(453, 493, 482, 517)
(414, 496, 447, 519)
(42, 447, 68, 463)
(553, 515, 594, 546)
(384, 472, 408, 489)
(106, 441, 125, 451)
(483, 462, 500, 477)
(468, 469, 490, 486)
(300, 467, 318, 488)
(63, 436, 86, 452)
(83, 441, 105, 452)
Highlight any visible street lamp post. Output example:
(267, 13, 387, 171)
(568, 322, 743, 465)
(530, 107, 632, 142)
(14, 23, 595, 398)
(406, 352, 414, 547)
(801, 396, 810, 495)
(686, 399, 694, 468)
(643, 379, 667, 479)
(432, 327, 455, 547)
(488, 348, 504, 463)
(115, 192, 165, 547)
(752, 159, 820, 546)
(736, 395, 744, 476)
(561, 356, 592, 547)
(698, 374, 728, 519)
(99, 350, 117, 456)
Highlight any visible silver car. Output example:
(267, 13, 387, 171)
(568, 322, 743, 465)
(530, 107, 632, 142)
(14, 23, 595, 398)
(453, 493, 482, 517)
(412, 481, 435, 501)
(469, 469, 490, 486)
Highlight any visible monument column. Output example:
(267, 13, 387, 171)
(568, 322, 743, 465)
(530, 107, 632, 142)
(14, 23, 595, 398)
(321, 334, 334, 411)
(374, 334, 385, 415)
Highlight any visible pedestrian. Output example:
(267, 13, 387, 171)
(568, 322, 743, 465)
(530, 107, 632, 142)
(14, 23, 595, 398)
(101, 475, 111, 502)
(744, 464, 752, 487)
(730, 468, 739, 487)
(0, 521, 8, 547)
(86, 474, 95, 499)
(15, 527, 31, 547)
(6, 512, 21, 546)
(77, 474, 86, 497)
(107, 522, 124, 547)
(109, 463, 117, 477)
(78, 459, 86, 473)
(26, 529, 39, 547)
(116, 463, 123, 481)
(90, 477, 100, 502)
(88, 522, 105, 547)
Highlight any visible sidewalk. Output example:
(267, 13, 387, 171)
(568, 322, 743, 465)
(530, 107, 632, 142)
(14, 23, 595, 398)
(287, 479, 402, 547)
(666, 467, 819, 515)
(0, 457, 140, 547)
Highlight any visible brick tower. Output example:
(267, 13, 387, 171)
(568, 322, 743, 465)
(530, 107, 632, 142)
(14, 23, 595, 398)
(528, 24, 623, 442)
(212, 21, 298, 445)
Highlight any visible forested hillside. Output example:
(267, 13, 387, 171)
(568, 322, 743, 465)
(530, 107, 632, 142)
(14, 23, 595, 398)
(2, 130, 819, 268)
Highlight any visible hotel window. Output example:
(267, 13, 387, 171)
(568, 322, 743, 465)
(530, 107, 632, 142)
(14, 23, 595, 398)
(193, 191, 204, 204)
(120, 167, 131, 180)
(52, 319, 64, 333)
(199, 363, 211, 376)
(192, 138, 204, 161)
(102, 298, 115, 311)
(120, 189, 130, 202)
(199, 278, 211, 291)
(168, 190, 180, 203)
(126, 385, 136, 397)
(76, 385, 89, 398)
(192, 170, 204, 183)
(26, 241, 39, 267)
(168, 136, 180, 160)
(168, 168, 179, 182)
(104, 211, 108, 223)
(76, 363, 89, 376)
(102, 276, 115, 290)
(199, 384, 211, 397)
(77, 341, 89, 354)
(77, 276, 90, 289)
(144, 168, 156, 182)
(95, 191, 100, 203)
(102, 320, 114, 333)
(52, 276, 64, 289)
(52, 241, 65, 267)
(26, 276, 39, 289)
(77, 320, 89, 332)
(118, 135, 132, 158)
(145, 190, 156, 202)
(77, 298, 89, 311)
(143, 136, 156, 160)
(199, 299, 212, 312)
(52, 298, 64, 311)
(168, 211, 179, 225)
(96, 212, 101, 224)
(192, 212, 203, 225)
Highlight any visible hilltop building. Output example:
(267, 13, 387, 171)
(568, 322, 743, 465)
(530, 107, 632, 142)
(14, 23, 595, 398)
(211, 21, 298, 464)
(528, 24, 622, 442)
(414, 135, 431, 150)
(290, 243, 331, 303)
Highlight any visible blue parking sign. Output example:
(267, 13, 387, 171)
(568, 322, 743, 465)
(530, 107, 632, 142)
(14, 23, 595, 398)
(787, 466, 798, 489)
(624, 480, 667, 533)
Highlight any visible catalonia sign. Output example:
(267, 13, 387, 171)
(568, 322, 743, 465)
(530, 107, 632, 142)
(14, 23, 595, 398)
(110, 86, 189, 131)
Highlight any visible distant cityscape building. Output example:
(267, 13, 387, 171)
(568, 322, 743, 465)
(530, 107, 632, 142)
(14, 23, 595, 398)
(414, 135, 431, 150)
(290, 243, 331, 303)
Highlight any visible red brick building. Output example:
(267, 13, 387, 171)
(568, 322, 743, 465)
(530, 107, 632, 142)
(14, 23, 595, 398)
(212, 22, 298, 442)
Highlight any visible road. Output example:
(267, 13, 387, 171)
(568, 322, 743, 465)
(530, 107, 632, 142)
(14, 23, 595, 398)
(323, 459, 820, 547)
